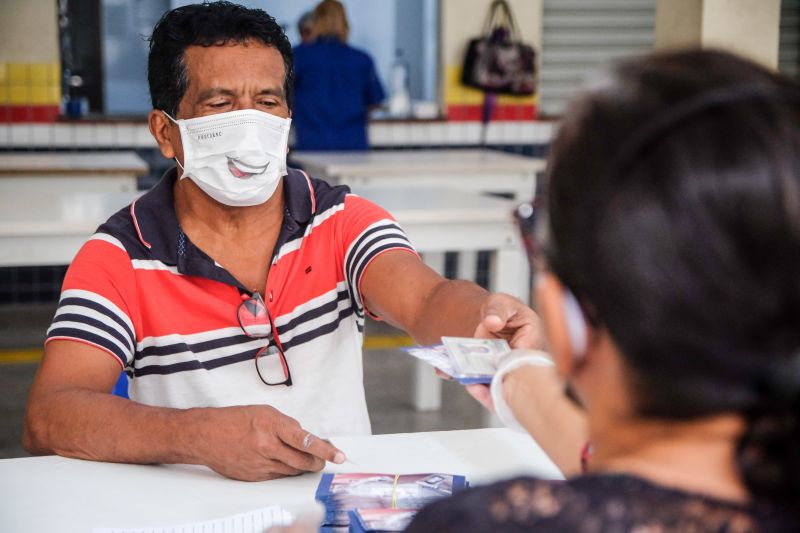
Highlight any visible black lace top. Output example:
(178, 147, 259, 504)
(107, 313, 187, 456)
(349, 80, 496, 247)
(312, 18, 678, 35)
(405, 474, 796, 532)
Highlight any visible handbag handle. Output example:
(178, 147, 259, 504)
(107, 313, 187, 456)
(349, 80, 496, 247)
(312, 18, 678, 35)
(481, 0, 521, 40)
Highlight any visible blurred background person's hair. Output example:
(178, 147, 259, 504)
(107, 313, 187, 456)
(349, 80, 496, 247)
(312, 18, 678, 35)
(312, 0, 349, 42)
(297, 10, 315, 44)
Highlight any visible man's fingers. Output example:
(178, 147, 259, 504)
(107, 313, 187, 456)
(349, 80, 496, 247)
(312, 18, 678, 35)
(211, 459, 302, 481)
(510, 323, 541, 350)
(480, 293, 524, 333)
(280, 425, 346, 467)
(475, 293, 544, 349)
(465, 384, 495, 412)
(435, 368, 455, 381)
(303, 433, 346, 465)
(257, 460, 304, 479)
(484, 293, 523, 317)
(268, 437, 326, 473)
(481, 312, 507, 332)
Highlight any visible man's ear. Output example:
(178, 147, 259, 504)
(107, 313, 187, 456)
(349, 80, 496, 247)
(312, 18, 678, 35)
(147, 110, 178, 160)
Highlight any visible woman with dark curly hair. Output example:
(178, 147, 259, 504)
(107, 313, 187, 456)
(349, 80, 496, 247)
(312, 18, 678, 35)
(407, 49, 800, 532)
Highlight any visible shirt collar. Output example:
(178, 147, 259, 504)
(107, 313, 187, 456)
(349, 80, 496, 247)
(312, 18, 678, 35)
(130, 166, 317, 268)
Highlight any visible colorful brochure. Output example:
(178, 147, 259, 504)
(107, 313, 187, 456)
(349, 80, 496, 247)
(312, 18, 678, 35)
(315, 472, 468, 529)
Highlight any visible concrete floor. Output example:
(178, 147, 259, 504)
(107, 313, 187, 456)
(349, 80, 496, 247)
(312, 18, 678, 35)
(0, 305, 485, 459)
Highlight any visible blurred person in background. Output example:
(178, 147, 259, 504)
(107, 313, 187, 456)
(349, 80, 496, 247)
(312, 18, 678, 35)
(406, 49, 800, 532)
(292, 0, 385, 151)
(297, 11, 314, 44)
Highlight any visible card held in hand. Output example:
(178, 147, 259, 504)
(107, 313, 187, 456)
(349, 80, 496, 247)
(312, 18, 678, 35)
(402, 337, 511, 384)
(442, 337, 510, 377)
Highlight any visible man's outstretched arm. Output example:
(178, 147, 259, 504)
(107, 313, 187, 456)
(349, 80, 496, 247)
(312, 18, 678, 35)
(360, 251, 588, 476)
(23, 340, 344, 481)
(359, 250, 541, 348)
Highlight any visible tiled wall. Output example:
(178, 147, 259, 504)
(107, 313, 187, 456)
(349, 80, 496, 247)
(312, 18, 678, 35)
(0, 62, 61, 123)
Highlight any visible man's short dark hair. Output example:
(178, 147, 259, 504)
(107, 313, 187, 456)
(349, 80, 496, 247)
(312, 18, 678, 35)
(148, 1, 294, 116)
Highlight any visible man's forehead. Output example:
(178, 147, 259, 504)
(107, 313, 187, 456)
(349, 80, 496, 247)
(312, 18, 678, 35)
(182, 41, 285, 78)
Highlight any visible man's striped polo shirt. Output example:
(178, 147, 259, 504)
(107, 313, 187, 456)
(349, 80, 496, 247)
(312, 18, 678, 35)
(46, 167, 416, 437)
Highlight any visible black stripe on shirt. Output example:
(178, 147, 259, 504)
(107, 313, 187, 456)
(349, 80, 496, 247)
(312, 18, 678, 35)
(345, 223, 407, 285)
(275, 289, 349, 336)
(281, 306, 356, 351)
(47, 326, 130, 366)
(56, 296, 135, 347)
(134, 346, 259, 377)
(50, 312, 134, 354)
(136, 332, 251, 360)
(133, 307, 359, 377)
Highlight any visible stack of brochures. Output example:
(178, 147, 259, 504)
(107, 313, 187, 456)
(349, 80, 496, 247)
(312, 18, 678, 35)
(403, 336, 511, 384)
(315, 473, 468, 532)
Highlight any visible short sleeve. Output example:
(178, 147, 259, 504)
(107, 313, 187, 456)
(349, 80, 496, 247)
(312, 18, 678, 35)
(46, 233, 138, 368)
(340, 194, 417, 318)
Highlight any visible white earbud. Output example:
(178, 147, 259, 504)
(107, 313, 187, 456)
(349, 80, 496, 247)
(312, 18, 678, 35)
(562, 288, 587, 358)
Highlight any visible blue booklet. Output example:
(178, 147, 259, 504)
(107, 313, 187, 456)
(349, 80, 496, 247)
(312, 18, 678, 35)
(348, 508, 418, 532)
(315, 473, 468, 528)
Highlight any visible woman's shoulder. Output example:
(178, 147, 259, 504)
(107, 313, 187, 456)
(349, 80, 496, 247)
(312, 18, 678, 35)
(404, 474, 796, 532)
(293, 39, 374, 65)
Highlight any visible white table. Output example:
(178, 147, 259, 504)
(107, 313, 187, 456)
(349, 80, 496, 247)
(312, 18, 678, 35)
(0, 428, 561, 533)
(0, 151, 147, 194)
(0, 191, 139, 266)
(356, 187, 528, 412)
(292, 148, 544, 200)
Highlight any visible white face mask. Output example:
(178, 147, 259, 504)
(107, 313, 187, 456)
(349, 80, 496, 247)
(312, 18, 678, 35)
(164, 109, 292, 207)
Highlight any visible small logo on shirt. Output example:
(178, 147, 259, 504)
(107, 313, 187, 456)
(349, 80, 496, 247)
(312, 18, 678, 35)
(305, 266, 313, 274)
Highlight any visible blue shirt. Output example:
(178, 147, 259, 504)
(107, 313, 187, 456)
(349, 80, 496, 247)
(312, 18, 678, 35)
(292, 37, 385, 151)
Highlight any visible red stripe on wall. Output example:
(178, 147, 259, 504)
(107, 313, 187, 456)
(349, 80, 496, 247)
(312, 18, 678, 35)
(446, 104, 537, 122)
(0, 105, 61, 123)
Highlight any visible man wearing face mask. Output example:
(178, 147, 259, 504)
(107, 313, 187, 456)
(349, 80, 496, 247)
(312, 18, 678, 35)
(23, 2, 539, 482)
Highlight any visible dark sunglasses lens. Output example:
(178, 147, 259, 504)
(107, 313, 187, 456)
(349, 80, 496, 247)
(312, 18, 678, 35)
(255, 345, 290, 385)
(238, 296, 270, 337)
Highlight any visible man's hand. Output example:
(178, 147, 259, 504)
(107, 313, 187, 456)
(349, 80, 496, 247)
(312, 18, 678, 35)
(465, 383, 494, 411)
(474, 293, 543, 349)
(25, 340, 345, 482)
(191, 405, 345, 482)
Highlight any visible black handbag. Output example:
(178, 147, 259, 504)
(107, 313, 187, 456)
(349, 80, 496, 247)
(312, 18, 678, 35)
(461, 0, 537, 96)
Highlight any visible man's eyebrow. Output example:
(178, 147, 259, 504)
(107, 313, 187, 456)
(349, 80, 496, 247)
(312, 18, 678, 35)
(256, 87, 286, 99)
(196, 88, 236, 102)
(195, 87, 286, 102)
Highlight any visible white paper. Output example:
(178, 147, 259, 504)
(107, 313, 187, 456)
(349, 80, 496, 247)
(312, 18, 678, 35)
(91, 505, 293, 533)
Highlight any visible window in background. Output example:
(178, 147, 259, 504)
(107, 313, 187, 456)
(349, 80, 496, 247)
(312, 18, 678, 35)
(59, 0, 105, 115)
(538, 0, 656, 117)
(102, 0, 170, 115)
(780, 0, 799, 79)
